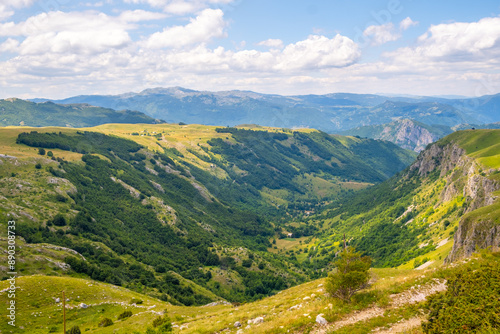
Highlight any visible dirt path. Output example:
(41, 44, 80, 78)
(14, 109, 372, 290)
(311, 279, 446, 334)
(372, 316, 424, 333)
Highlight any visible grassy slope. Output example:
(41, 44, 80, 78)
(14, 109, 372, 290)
(300, 130, 500, 271)
(4, 253, 492, 334)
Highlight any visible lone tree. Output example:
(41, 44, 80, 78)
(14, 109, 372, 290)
(326, 246, 371, 303)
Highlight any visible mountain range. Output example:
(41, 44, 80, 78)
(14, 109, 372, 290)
(33, 87, 500, 130)
(27, 87, 500, 152)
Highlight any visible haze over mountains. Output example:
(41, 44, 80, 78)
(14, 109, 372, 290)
(31, 87, 500, 151)
(34, 87, 500, 128)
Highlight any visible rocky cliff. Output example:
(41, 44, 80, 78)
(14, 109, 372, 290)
(343, 119, 452, 152)
(409, 134, 500, 262)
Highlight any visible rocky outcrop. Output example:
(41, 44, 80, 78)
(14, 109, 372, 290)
(409, 143, 466, 178)
(381, 119, 442, 152)
(409, 140, 500, 262)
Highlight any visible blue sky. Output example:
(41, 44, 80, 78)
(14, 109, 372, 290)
(0, 0, 499, 98)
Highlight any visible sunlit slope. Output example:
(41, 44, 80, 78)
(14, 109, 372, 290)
(308, 129, 500, 269)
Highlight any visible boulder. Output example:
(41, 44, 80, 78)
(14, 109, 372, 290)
(316, 314, 328, 325)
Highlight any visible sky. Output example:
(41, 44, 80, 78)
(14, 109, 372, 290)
(1, 0, 500, 99)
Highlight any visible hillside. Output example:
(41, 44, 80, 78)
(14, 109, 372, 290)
(36, 87, 500, 133)
(1, 128, 499, 333)
(0, 124, 415, 306)
(0, 98, 161, 127)
(304, 129, 500, 270)
(2, 247, 498, 333)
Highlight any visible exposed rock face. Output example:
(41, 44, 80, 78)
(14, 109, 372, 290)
(380, 119, 441, 152)
(448, 219, 500, 262)
(410, 141, 500, 262)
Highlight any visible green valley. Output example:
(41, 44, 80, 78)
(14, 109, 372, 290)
(1, 124, 499, 333)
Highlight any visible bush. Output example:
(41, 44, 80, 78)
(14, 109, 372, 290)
(326, 246, 371, 303)
(52, 214, 67, 226)
(241, 258, 252, 268)
(68, 326, 81, 334)
(152, 315, 173, 333)
(442, 220, 451, 229)
(38, 147, 46, 155)
(35, 163, 42, 169)
(130, 298, 143, 304)
(47, 150, 53, 157)
(422, 253, 500, 333)
(98, 318, 113, 327)
(55, 193, 67, 202)
(118, 310, 133, 320)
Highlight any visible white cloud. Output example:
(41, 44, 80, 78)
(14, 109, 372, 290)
(363, 23, 400, 45)
(0, 0, 35, 21)
(0, 10, 165, 55)
(364, 17, 418, 46)
(275, 35, 360, 70)
(124, 0, 234, 15)
(0, 37, 20, 52)
(144, 8, 226, 49)
(399, 17, 418, 30)
(387, 16, 500, 62)
(257, 38, 284, 50)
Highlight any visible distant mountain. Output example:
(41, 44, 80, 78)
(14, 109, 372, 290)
(0, 98, 162, 127)
(36, 87, 500, 132)
(341, 119, 500, 152)
(341, 119, 454, 152)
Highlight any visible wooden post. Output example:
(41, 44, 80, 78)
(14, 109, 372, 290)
(63, 291, 66, 334)
(343, 234, 346, 250)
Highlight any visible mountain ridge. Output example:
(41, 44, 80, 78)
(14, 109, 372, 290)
(31, 87, 500, 133)
(0, 98, 162, 127)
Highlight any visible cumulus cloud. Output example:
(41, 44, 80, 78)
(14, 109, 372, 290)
(124, 0, 234, 15)
(0, 0, 35, 21)
(400, 17, 418, 30)
(144, 8, 226, 49)
(257, 38, 284, 50)
(275, 35, 360, 70)
(364, 17, 418, 46)
(0, 10, 164, 55)
(363, 23, 400, 45)
(387, 16, 500, 63)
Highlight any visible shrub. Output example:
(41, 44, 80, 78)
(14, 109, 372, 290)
(422, 253, 500, 333)
(68, 326, 81, 334)
(241, 258, 252, 268)
(130, 298, 143, 304)
(118, 310, 132, 320)
(55, 194, 67, 202)
(38, 147, 46, 155)
(152, 315, 173, 333)
(52, 214, 67, 226)
(98, 318, 113, 327)
(326, 246, 371, 303)
(35, 163, 42, 169)
(47, 150, 53, 157)
(442, 220, 451, 229)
